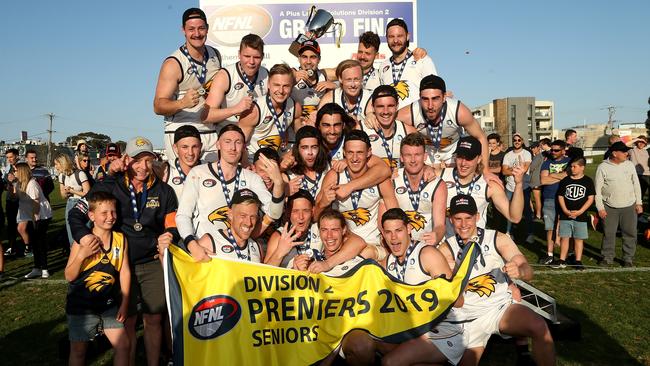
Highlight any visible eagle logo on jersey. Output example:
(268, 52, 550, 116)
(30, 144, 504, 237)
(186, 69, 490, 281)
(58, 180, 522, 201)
(381, 157, 398, 170)
(84, 271, 115, 293)
(208, 206, 231, 227)
(302, 105, 317, 118)
(390, 81, 409, 100)
(258, 135, 282, 151)
(466, 273, 497, 297)
(405, 210, 426, 231)
(203, 77, 214, 94)
(342, 208, 371, 226)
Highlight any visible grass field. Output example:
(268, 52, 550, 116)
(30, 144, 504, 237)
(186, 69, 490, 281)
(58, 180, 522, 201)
(1, 158, 650, 365)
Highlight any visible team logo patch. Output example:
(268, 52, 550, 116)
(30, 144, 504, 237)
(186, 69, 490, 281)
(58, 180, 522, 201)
(342, 208, 371, 226)
(146, 198, 160, 209)
(257, 135, 282, 150)
(409, 258, 416, 265)
(388, 262, 396, 271)
(221, 245, 234, 253)
(203, 179, 217, 188)
(423, 192, 429, 199)
(416, 123, 426, 130)
(390, 81, 409, 100)
(172, 176, 183, 185)
(297, 82, 307, 89)
(135, 137, 148, 147)
(396, 187, 407, 194)
(411, 60, 416, 65)
(466, 274, 497, 297)
(445, 181, 454, 189)
(188, 295, 242, 340)
(263, 115, 273, 124)
(234, 82, 245, 90)
(284, 111, 292, 117)
(383, 65, 390, 72)
(208, 206, 230, 225)
(406, 211, 426, 231)
(84, 271, 115, 293)
(446, 119, 453, 126)
(302, 105, 317, 118)
(381, 158, 397, 170)
(368, 134, 379, 142)
(341, 266, 349, 271)
(474, 184, 481, 191)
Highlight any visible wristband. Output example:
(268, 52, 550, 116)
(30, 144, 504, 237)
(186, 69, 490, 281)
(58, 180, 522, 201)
(183, 235, 198, 247)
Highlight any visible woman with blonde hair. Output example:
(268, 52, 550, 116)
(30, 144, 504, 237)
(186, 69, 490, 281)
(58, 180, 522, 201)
(11, 162, 53, 279)
(55, 154, 91, 246)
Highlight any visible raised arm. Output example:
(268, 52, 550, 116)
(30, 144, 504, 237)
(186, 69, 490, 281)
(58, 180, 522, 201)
(154, 58, 197, 116)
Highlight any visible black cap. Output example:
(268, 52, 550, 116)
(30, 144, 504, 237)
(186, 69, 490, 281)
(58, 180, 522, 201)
(609, 141, 632, 153)
(455, 136, 482, 159)
(299, 40, 320, 56)
(371, 85, 398, 104)
(182, 8, 207, 26)
(105, 143, 121, 157)
(174, 125, 201, 144)
(420, 74, 446, 93)
(449, 194, 478, 216)
(230, 189, 262, 207)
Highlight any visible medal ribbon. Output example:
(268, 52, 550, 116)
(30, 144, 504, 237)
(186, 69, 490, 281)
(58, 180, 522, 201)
(341, 89, 363, 119)
(455, 228, 484, 264)
(128, 181, 148, 225)
(266, 94, 288, 145)
(453, 169, 481, 195)
(425, 102, 447, 151)
(404, 170, 427, 212)
(301, 172, 322, 199)
(395, 240, 417, 281)
(376, 127, 395, 170)
(390, 50, 413, 85)
(226, 227, 251, 261)
(180, 45, 208, 84)
(362, 67, 375, 88)
(239, 62, 258, 93)
(174, 158, 187, 183)
(343, 169, 364, 210)
(216, 161, 241, 206)
(295, 230, 312, 256)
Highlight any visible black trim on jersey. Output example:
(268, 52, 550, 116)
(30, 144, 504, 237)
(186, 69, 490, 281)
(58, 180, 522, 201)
(207, 162, 238, 184)
(207, 45, 222, 67)
(431, 178, 443, 202)
(166, 56, 185, 84)
(484, 175, 490, 201)
(454, 99, 461, 123)
(235, 61, 259, 87)
(409, 101, 416, 126)
(417, 244, 430, 277)
(208, 232, 217, 253)
(223, 67, 232, 95)
(251, 102, 262, 128)
(272, 194, 285, 204)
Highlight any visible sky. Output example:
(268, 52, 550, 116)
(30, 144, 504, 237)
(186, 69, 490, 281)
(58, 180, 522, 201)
(0, 0, 648, 148)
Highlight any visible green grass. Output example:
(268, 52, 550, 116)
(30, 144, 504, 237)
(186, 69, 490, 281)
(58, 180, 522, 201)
(2, 175, 650, 365)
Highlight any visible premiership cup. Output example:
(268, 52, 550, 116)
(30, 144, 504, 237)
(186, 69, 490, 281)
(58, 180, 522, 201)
(289, 6, 343, 57)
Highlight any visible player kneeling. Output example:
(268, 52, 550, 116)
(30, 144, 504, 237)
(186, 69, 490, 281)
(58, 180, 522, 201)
(337, 208, 465, 366)
(439, 194, 555, 366)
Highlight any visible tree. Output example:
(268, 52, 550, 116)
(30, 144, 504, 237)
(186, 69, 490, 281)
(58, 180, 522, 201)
(65, 132, 112, 150)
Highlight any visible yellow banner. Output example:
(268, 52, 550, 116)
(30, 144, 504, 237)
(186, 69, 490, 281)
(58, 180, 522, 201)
(164, 243, 478, 365)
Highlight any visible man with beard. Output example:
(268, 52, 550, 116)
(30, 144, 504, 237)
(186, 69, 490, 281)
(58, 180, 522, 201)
(356, 31, 382, 91)
(360, 85, 417, 173)
(265, 191, 366, 273)
(154, 8, 222, 162)
(68, 137, 179, 366)
(318, 60, 372, 123)
(238, 63, 303, 161)
(502, 133, 533, 242)
(202, 34, 269, 133)
(316, 130, 398, 258)
(160, 125, 202, 199)
(175, 125, 285, 253)
(333, 208, 463, 366)
(397, 75, 491, 176)
(291, 40, 335, 124)
(394, 133, 447, 244)
(441, 136, 525, 237)
(439, 195, 555, 366)
(379, 18, 436, 109)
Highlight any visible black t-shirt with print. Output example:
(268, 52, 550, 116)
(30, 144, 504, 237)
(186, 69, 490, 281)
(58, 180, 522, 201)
(557, 175, 595, 222)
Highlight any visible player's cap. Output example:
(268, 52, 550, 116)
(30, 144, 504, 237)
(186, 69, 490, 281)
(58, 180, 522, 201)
(105, 143, 121, 157)
(125, 137, 155, 158)
(299, 40, 321, 56)
(609, 141, 632, 153)
(449, 194, 478, 216)
(231, 188, 262, 207)
(174, 125, 201, 144)
(371, 85, 399, 103)
(182, 8, 207, 26)
(419, 74, 446, 93)
(454, 136, 482, 159)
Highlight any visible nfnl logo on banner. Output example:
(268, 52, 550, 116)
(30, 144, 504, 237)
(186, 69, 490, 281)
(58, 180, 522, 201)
(200, 0, 418, 68)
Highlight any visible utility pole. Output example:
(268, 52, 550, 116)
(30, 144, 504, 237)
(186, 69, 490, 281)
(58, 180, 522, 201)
(602, 105, 618, 134)
(46, 113, 55, 169)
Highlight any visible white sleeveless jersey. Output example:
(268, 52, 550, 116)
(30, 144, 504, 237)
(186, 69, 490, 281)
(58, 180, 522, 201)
(280, 222, 323, 268)
(411, 98, 465, 164)
(291, 69, 326, 119)
(165, 159, 193, 200)
(207, 230, 262, 263)
(385, 241, 431, 284)
(360, 120, 408, 171)
(445, 230, 511, 319)
(176, 163, 274, 239)
(333, 170, 382, 245)
(330, 87, 372, 122)
(394, 170, 442, 241)
(441, 168, 490, 237)
(286, 169, 327, 200)
(164, 45, 222, 132)
(221, 63, 269, 125)
(248, 97, 296, 160)
(329, 138, 346, 161)
(363, 67, 381, 92)
(379, 54, 437, 110)
(325, 256, 365, 277)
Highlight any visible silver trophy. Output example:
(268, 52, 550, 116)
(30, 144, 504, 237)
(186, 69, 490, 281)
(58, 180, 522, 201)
(289, 6, 343, 57)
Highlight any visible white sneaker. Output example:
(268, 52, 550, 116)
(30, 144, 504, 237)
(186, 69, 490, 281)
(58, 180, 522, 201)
(24, 268, 42, 279)
(41, 270, 50, 279)
(4, 248, 12, 256)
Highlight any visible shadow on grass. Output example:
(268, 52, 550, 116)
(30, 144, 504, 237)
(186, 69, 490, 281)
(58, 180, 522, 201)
(0, 316, 68, 366)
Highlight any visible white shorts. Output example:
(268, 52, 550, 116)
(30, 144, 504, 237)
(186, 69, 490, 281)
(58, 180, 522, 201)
(163, 128, 219, 163)
(424, 322, 465, 365)
(462, 298, 514, 349)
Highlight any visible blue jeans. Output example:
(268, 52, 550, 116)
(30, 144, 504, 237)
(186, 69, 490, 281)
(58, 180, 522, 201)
(65, 198, 80, 246)
(506, 188, 532, 235)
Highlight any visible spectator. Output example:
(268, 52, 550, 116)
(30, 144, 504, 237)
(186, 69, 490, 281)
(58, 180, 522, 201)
(538, 140, 571, 265)
(564, 129, 584, 160)
(556, 158, 595, 269)
(64, 191, 130, 366)
(3, 148, 20, 257)
(628, 136, 649, 213)
(501, 133, 534, 243)
(54, 154, 90, 246)
(95, 143, 121, 182)
(595, 142, 642, 267)
(530, 138, 551, 220)
(77, 153, 95, 187)
(25, 150, 55, 202)
(487, 133, 506, 178)
(12, 163, 53, 279)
